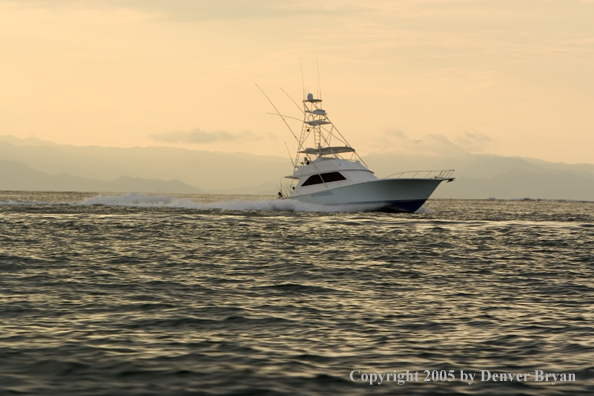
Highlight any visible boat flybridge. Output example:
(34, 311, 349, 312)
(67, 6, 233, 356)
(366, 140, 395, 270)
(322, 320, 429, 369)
(278, 92, 454, 213)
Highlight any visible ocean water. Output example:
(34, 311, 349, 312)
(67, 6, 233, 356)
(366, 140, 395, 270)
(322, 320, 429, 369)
(1, 191, 593, 396)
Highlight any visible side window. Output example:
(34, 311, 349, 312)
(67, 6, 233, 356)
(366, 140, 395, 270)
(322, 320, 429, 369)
(322, 172, 346, 183)
(302, 174, 323, 186)
(301, 172, 346, 187)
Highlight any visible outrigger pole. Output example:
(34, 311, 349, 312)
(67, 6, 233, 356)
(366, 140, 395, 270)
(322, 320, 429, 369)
(255, 84, 300, 145)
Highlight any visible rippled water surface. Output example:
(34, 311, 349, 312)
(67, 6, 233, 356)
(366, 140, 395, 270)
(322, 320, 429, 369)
(1, 192, 593, 395)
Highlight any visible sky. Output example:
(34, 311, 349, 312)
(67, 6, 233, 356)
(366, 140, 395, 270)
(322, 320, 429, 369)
(1, 0, 593, 164)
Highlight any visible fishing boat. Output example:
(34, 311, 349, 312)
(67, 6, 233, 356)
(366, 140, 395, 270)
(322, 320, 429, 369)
(275, 92, 454, 213)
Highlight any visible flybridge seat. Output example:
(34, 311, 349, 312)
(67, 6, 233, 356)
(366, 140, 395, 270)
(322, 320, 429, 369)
(298, 146, 356, 155)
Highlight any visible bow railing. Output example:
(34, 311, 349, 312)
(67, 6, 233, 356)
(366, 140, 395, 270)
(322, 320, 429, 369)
(383, 169, 455, 179)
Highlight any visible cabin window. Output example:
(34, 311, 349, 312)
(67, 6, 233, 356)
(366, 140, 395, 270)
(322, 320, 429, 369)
(301, 172, 346, 186)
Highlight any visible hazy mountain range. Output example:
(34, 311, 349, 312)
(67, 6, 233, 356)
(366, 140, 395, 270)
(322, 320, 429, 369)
(1, 135, 593, 200)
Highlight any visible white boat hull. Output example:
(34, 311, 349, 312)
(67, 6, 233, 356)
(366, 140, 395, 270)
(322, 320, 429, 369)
(286, 178, 445, 213)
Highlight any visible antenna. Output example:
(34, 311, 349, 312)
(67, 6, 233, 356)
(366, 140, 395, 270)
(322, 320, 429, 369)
(300, 60, 305, 100)
(317, 61, 321, 100)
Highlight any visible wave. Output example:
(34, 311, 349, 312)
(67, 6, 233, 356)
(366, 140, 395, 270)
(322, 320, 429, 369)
(0, 199, 52, 205)
(79, 192, 425, 213)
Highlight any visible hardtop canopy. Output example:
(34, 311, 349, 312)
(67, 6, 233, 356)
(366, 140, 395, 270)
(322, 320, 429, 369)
(298, 146, 356, 155)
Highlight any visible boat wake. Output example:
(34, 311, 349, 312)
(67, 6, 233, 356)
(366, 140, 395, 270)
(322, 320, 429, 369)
(0, 192, 431, 213)
(415, 205, 433, 214)
(80, 193, 393, 213)
(81, 193, 188, 208)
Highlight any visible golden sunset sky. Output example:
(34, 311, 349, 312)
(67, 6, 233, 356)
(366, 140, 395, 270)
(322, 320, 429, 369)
(1, 0, 593, 163)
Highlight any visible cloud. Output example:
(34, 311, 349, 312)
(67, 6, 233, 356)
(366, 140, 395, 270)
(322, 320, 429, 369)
(378, 128, 495, 156)
(454, 131, 494, 153)
(150, 129, 257, 144)
(0, 0, 364, 22)
(385, 128, 408, 139)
